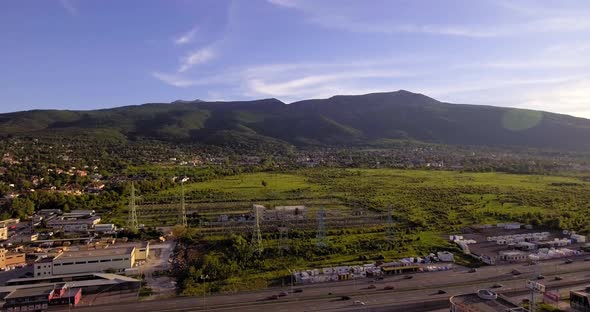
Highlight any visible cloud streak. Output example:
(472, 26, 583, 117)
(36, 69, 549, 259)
(178, 47, 215, 72)
(174, 26, 199, 45)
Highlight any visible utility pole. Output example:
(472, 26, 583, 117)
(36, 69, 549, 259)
(128, 182, 138, 232)
(251, 205, 263, 255)
(316, 206, 327, 248)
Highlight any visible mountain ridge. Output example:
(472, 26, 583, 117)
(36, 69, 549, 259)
(2, 90, 589, 151)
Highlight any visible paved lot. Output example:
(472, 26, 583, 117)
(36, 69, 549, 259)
(142, 241, 176, 299)
(0, 264, 33, 285)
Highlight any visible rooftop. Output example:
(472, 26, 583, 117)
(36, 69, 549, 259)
(451, 291, 528, 312)
(6, 272, 139, 285)
(4, 286, 53, 299)
(54, 247, 134, 261)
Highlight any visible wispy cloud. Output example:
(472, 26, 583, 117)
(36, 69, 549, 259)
(152, 72, 199, 87)
(59, 0, 78, 16)
(269, 0, 590, 38)
(178, 47, 215, 72)
(266, 0, 300, 8)
(173, 26, 199, 45)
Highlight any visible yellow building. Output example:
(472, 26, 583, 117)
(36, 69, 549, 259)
(0, 226, 7, 240)
(0, 248, 26, 270)
(134, 242, 150, 261)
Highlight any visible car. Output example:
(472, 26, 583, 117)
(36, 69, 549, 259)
(403, 275, 413, 280)
(376, 276, 384, 280)
(554, 276, 563, 281)
(368, 284, 376, 289)
(564, 259, 573, 264)
(584, 257, 590, 262)
(437, 290, 447, 294)
(267, 295, 279, 300)
(341, 296, 351, 301)
(491, 283, 503, 288)
(278, 292, 288, 297)
(293, 288, 303, 293)
(353, 301, 366, 306)
(536, 275, 545, 280)
(384, 285, 395, 290)
(468, 268, 477, 273)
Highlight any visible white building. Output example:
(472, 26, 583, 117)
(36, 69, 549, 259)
(51, 247, 136, 276)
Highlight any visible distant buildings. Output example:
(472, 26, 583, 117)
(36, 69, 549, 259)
(45, 210, 101, 233)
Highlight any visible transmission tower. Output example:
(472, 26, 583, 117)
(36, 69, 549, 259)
(178, 179, 187, 227)
(251, 205, 264, 255)
(128, 182, 139, 232)
(386, 206, 395, 241)
(316, 206, 327, 248)
(278, 226, 289, 256)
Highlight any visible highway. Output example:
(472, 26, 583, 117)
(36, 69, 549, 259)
(61, 257, 590, 312)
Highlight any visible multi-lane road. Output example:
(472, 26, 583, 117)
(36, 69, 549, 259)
(67, 257, 590, 312)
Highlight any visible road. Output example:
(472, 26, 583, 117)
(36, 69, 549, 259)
(67, 257, 590, 312)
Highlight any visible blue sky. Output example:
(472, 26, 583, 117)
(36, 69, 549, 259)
(1, 0, 590, 117)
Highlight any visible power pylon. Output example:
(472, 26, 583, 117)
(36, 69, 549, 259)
(179, 179, 187, 227)
(251, 205, 264, 255)
(316, 206, 327, 248)
(386, 206, 395, 241)
(128, 182, 139, 232)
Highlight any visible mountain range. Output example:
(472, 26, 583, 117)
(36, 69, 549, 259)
(2, 90, 590, 151)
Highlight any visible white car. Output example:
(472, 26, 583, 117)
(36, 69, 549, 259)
(353, 301, 365, 306)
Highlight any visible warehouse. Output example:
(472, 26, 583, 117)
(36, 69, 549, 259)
(51, 247, 135, 275)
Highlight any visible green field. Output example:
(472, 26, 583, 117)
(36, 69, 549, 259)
(161, 168, 590, 233)
(167, 168, 590, 294)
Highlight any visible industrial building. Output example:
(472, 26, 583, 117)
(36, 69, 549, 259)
(450, 290, 528, 312)
(0, 283, 82, 312)
(33, 243, 148, 276)
(571, 286, 590, 312)
(264, 205, 307, 221)
(46, 213, 101, 233)
(33, 247, 135, 276)
(0, 273, 141, 311)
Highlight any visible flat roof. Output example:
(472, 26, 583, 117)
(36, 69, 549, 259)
(6, 272, 139, 285)
(451, 293, 527, 312)
(54, 247, 134, 261)
(4, 286, 53, 299)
